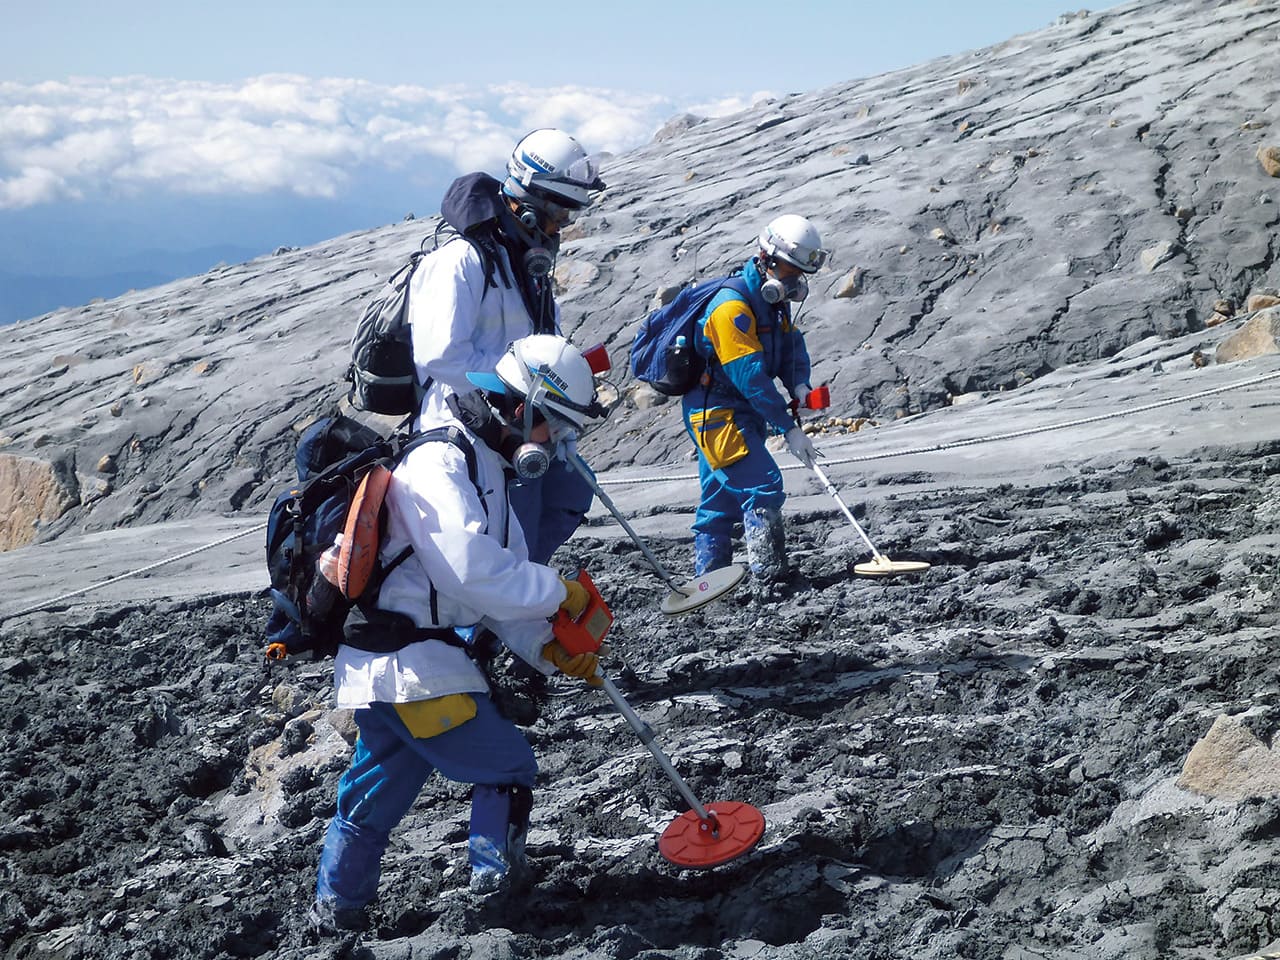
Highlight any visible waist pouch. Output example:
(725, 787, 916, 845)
(688, 407, 750, 471)
(347, 607, 482, 738)
(394, 694, 478, 739)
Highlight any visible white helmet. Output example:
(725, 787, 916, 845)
(758, 214, 829, 273)
(466, 334, 603, 430)
(503, 128, 605, 215)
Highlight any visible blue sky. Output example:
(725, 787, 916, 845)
(0, 0, 1117, 322)
(4, 1, 1098, 95)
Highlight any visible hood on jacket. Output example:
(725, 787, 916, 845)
(441, 172, 507, 236)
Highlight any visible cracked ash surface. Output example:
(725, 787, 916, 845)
(3, 439, 1279, 960)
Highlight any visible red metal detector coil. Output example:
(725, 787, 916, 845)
(599, 675, 766, 869)
(658, 801, 766, 869)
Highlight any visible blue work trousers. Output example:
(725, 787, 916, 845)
(315, 695, 537, 910)
(683, 409, 785, 539)
(508, 455, 594, 565)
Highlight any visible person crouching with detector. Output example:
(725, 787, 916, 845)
(310, 334, 608, 936)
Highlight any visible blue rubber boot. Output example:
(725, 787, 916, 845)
(693, 532, 733, 576)
(468, 784, 533, 894)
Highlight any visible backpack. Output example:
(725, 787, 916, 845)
(629, 275, 748, 396)
(345, 251, 429, 416)
(345, 184, 527, 417)
(263, 414, 477, 662)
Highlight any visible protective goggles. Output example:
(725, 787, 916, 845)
(525, 153, 605, 194)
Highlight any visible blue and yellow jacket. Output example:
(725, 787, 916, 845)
(686, 257, 812, 434)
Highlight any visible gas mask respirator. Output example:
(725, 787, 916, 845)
(513, 204, 559, 278)
(447, 383, 561, 481)
(760, 267, 809, 304)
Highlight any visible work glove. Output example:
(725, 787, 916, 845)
(542, 640, 603, 687)
(794, 384, 811, 407)
(559, 577, 589, 619)
(785, 426, 819, 468)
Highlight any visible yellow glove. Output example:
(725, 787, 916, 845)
(542, 640, 602, 687)
(559, 577, 589, 620)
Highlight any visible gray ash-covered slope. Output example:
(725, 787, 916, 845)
(3, 2, 1280, 960)
(0, 0, 1277, 548)
(2, 431, 1280, 960)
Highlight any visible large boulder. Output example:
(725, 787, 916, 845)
(1178, 714, 1280, 801)
(0, 454, 79, 551)
(1216, 307, 1280, 364)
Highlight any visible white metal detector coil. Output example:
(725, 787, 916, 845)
(660, 564, 747, 616)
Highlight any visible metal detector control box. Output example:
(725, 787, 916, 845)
(552, 569, 613, 655)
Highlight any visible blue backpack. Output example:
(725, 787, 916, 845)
(629, 275, 748, 396)
(263, 415, 476, 662)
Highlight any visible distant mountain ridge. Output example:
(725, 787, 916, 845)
(0, 0, 1277, 552)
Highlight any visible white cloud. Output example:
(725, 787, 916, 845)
(0, 75, 768, 211)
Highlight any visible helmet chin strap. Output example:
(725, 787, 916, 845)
(510, 365, 552, 479)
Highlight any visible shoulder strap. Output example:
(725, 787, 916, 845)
(374, 426, 485, 623)
(378, 424, 483, 574)
(399, 426, 479, 495)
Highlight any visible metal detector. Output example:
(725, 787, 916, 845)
(600, 674, 765, 869)
(568, 453, 744, 615)
(809, 462, 931, 577)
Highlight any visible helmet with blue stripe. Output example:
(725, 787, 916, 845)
(466, 334, 603, 430)
(503, 129, 606, 222)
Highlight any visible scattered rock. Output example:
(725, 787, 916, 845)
(834, 268, 863, 299)
(1139, 240, 1178, 272)
(1257, 144, 1280, 178)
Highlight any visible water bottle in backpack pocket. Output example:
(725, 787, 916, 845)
(629, 275, 749, 396)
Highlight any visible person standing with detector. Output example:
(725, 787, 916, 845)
(408, 128, 608, 564)
(681, 214, 831, 595)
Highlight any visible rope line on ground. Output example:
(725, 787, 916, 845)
(0, 521, 268, 625)
(6, 364, 1277, 624)
(596, 368, 1280, 487)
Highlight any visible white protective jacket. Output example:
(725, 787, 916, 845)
(409, 237, 558, 433)
(332, 427, 565, 709)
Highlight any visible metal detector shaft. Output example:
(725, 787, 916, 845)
(599, 675, 711, 822)
(809, 462, 887, 562)
(568, 453, 689, 595)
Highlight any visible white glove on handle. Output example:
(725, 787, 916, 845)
(793, 384, 811, 407)
(785, 426, 818, 467)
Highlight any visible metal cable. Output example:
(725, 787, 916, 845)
(0, 521, 267, 625)
(5, 360, 1276, 622)
(596, 367, 1280, 487)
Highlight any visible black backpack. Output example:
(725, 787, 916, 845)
(263, 414, 477, 661)
(345, 251, 428, 416)
(346, 171, 567, 417)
